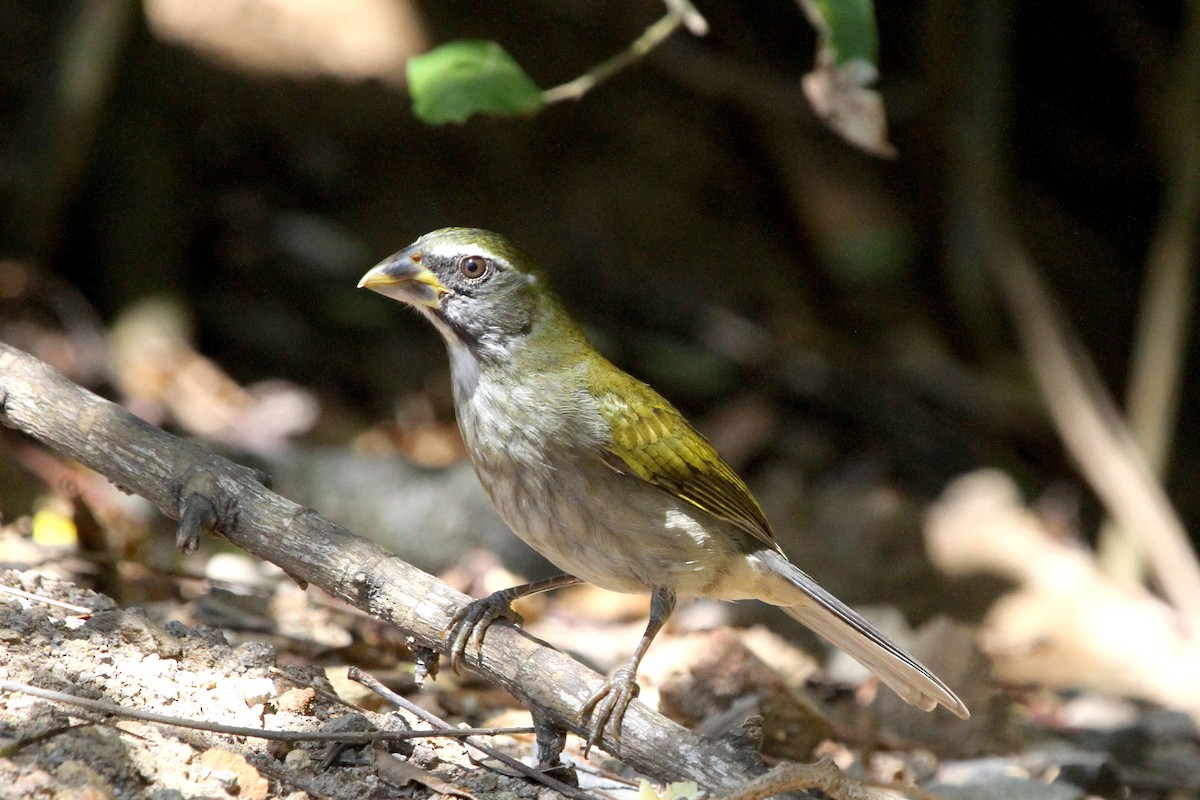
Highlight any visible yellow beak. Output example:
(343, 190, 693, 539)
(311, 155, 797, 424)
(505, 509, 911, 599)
(358, 252, 452, 309)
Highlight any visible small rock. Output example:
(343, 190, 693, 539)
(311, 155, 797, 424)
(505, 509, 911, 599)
(276, 687, 317, 714)
(199, 749, 269, 800)
(55, 759, 116, 800)
(285, 749, 312, 770)
(117, 612, 183, 659)
(234, 640, 276, 670)
(240, 677, 277, 706)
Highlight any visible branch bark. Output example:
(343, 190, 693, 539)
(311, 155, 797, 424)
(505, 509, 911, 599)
(0, 342, 768, 791)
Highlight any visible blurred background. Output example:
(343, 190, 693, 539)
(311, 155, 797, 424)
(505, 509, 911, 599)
(1, 0, 1199, 789)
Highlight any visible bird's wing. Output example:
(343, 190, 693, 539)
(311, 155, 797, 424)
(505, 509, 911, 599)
(593, 378, 780, 552)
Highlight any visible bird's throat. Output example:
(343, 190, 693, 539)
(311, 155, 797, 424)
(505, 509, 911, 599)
(446, 336, 483, 400)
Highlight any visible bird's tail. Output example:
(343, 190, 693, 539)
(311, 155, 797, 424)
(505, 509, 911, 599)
(757, 549, 969, 718)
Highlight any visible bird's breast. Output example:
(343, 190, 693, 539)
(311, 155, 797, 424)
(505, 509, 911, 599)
(451, 374, 740, 596)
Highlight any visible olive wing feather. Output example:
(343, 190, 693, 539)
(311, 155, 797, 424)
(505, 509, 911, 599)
(594, 383, 780, 553)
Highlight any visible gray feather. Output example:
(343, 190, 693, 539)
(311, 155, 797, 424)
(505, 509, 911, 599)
(758, 549, 969, 719)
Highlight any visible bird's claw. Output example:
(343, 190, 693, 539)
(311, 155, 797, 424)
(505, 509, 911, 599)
(441, 591, 525, 673)
(578, 665, 639, 756)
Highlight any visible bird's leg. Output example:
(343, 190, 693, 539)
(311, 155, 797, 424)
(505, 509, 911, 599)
(443, 573, 582, 672)
(579, 587, 676, 755)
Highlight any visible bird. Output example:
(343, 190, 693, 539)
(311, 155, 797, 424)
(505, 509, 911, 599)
(358, 227, 969, 750)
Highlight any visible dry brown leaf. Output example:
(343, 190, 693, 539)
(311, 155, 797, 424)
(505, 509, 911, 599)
(646, 629, 834, 760)
(926, 470, 1200, 720)
(374, 747, 479, 799)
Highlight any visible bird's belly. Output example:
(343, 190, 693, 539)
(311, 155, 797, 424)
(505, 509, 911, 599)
(455, 378, 738, 596)
(472, 454, 732, 596)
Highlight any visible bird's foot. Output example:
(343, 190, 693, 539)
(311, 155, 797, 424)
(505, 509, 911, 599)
(578, 664, 640, 756)
(442, 590, 525, 673)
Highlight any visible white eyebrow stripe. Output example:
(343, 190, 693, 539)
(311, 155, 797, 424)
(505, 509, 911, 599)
(425, 241, 472, 260)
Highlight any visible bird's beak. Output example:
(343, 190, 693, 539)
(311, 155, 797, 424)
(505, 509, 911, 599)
(357, 251, 452, 310)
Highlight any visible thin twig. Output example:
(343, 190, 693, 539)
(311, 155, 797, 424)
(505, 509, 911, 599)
(662, 0, 708, 35)
(542, 14, 687, 104)
(0, 680, 533, 743)
(349, 668, 601, 800)
(710, 758, 891, 800)
(0, 584, 94, 615)
(352, 676, 601, 800)
(0, 721, 102, 757)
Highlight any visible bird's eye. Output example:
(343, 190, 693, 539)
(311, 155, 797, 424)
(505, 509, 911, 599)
(458, 255, 489, 280)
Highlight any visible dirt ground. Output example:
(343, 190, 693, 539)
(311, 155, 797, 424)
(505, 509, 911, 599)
(4, 532, 1200, 800)
(0, 566, 577, 800)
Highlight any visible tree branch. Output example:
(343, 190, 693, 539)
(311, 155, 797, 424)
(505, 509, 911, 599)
(0, 342, 768, 791)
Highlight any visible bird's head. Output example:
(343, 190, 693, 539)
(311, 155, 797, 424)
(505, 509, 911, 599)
(358, 228, 573, 363)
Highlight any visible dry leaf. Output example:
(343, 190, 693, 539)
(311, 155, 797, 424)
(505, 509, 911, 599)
(926, 470, 1200, 720)
(375, 748, 479, 800)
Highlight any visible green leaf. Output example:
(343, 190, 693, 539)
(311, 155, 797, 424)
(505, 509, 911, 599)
(406, 40, 545, 124)
(801, 0, 879, 65)
(797, 0, 892, 155)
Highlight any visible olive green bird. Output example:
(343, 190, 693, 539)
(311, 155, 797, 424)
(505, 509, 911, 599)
(359, 228, 969, 750)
